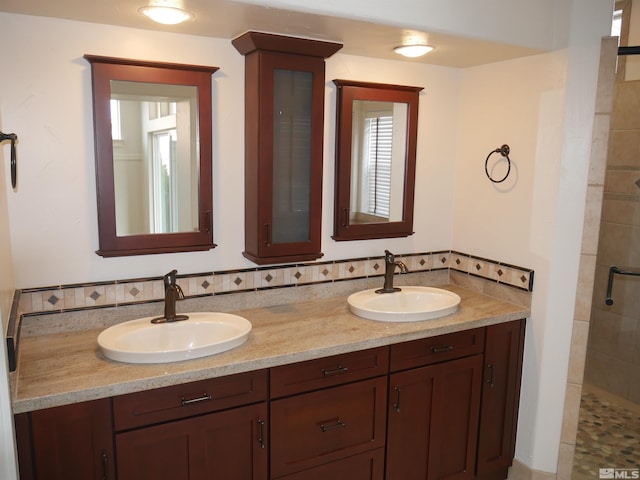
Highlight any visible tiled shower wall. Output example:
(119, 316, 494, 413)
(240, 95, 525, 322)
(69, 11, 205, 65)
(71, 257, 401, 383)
(584, 79, 640, 405)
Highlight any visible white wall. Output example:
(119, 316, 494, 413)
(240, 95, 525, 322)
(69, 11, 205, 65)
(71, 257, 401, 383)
(452, 0, 612, 473)
(0, 13, 460, 289)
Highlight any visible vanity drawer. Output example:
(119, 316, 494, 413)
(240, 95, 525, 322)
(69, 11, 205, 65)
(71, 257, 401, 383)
(277, 448, 385, 480)
(270, 346, 389, 398)
(113, 369, 267, 431)
(270, 376, 387, 478)
(390, 328, 485, 371)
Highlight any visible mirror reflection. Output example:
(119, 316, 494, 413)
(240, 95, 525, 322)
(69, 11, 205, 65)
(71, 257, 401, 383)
(110, 81, 199, 236)
(350, 100, 407, 224)
(332, 79, 423, 241)
(85, 54, 217, 257)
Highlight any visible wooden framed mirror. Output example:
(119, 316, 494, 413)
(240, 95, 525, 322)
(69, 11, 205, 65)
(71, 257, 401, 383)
(332, 80, 423, 241)
(85, 55, 218, 256)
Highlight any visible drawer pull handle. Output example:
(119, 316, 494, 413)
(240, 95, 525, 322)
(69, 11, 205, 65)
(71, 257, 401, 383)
(393, 386, 401, 413)
(487, 364, 495, 388)
(431, 345, 454, 353)
(320, 419, 347, 432)
(322, 365, 349, 376)
(102, 452, 109, 480)
(257, 419, 266, 449)
(181, 393, 212, 406)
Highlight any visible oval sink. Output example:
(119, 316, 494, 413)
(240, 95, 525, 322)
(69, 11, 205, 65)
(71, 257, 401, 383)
(98, 312, 252, 364)
(347, 286, 461, 322)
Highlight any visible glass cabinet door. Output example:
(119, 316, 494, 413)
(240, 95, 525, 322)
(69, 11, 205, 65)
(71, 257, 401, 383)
(271, 68, 313, 246)
(233, 31, 342, 265)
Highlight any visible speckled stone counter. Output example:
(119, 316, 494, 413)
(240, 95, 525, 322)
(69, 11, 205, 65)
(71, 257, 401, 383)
(11, 284, 529, 414)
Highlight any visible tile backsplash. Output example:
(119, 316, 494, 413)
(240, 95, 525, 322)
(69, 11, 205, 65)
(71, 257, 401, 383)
(17, 250, 533, 316)
(5, 250, 533, 372)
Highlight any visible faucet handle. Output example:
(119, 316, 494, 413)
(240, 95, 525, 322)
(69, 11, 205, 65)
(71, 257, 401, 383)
(384, 250, 394, 262)
(164, 269, 178, 287)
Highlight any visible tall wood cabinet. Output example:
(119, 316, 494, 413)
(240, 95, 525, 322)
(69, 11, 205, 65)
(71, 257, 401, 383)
(232, 32, 342, 264)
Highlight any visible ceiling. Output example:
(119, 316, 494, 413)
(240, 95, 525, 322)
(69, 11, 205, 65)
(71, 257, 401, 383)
(0, 0, 545, 68)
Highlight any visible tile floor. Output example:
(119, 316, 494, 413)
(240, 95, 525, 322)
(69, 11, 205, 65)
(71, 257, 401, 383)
(572, 386, 640, 479)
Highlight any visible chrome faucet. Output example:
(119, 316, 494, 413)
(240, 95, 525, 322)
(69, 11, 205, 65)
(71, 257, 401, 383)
(376, 250, 409, 294)
(151, 270, 189, 324)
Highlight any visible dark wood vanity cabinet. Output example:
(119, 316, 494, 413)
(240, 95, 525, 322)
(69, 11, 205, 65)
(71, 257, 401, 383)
(387, 329, 485, 480)
(476, 319, 526, 480)
(116, 402, 267, 480)
(270, 347, 389, 479)
(113, 370, 268, 480)
(232, 32, 342, 265)
(14, 398, 115, 480)
(14, 321, 525, 480)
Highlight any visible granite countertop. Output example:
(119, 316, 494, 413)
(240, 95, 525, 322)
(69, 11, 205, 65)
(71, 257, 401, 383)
(11, 284, 529, 414)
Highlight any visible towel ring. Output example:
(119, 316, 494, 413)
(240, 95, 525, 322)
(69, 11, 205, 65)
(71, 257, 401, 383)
(485, 144, 511, 183)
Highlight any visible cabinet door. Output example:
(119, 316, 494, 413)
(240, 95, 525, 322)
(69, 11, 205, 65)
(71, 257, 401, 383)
(117, 403, 267, 480)
(250, 52, 325, 263)
(19, 398, 115, 480)
(234, 32, 341, 265)
(476, 319, 525, 480)
(387, 354, 483, 480)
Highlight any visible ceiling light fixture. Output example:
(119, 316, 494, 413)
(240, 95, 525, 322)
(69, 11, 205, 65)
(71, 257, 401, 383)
(138, 5, 194, 25)
(393, 44, 434, 58)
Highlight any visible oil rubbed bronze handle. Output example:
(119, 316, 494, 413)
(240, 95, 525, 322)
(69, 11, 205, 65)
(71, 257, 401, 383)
(205, 210, 212, 233)
(487, 364, 495, 388)
(257, 419, 266, 449)
(181, 393, 212, 406)
(393, 386, 401, 413)
(322, 365, 349, 376)
(102, 453, 109, 480)
(431, 345, 454, 353)
(264, 223, 272, 245)
(320, 419, 347, 432)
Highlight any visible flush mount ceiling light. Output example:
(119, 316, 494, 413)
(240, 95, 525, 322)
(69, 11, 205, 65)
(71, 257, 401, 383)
(393, 44, 434, 58)
(138, 5, 194, 25)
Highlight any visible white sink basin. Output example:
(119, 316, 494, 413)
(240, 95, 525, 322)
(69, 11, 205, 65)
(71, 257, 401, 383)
(98, 312, 252, 364)
(347, 286, 461, 322)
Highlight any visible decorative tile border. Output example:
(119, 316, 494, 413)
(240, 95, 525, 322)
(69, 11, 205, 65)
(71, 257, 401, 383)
(15, 250, 532, 317)
(5, 250, 533, 372)
(449, 251, 534, 292)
